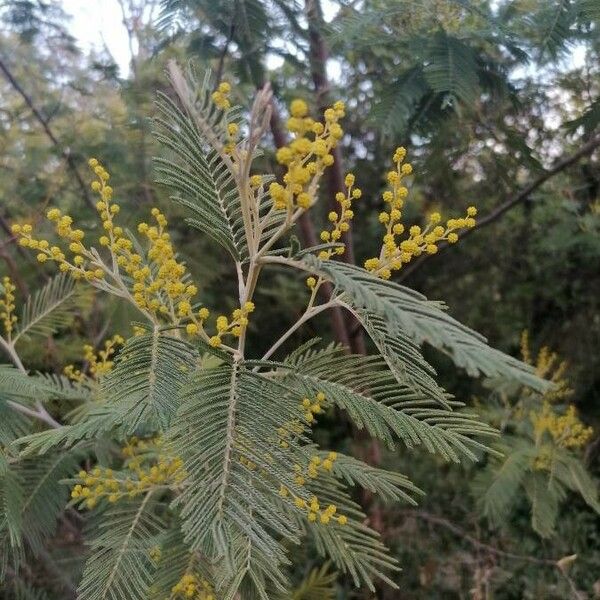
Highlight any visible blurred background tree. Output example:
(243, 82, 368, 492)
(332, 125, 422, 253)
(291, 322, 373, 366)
(0, 0, 599, 597)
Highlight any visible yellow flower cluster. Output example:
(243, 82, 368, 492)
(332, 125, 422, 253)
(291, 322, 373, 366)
(71, 437, 186, 509)
(363, 147, 476, 278)
(531, 402, 593, 452)
(273, 391, 346, 526)
(278, 450, 345, 525)
(318, 173, 360, 260)
(63, 365, 83, 382)
(276, 422, 303, 449)
(12, 217, 101, 282)
(299, 391, 326, 425)
(517, 332, 591, 464)
(171, 573, 214, 600)
(238, 454, 260, 471)
(206, 301, 255, 347)
(304, 450, 337, 480)
(269, 98, 345, 212)
(520, 331, 572, 403)
(298, 494, 344, 525)
(532, 445, 553, 471)
(274, 393, 327, 451)
(149, 545, 161, 563)
(224, 118, 240, 155)
(280, 483, 345, 528)
(12, 159, 208, 326)
(12, 159, 118, 281)
(211, 81, 231, 110)
(0, 276, 17, 336)
(64, 334, 125, 382)
(134, 209, 200, 320)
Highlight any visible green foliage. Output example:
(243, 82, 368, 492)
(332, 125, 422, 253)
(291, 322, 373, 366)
(169, 362, 300, 587)
(0, 64, 538, 598)
(473, 340, 599, 539)
(290, 562, 336, 600)
(17, 451, 83, 554)
(12, 273, 87, 345)
(424, 30, 479, 107)
(154, 69, 248, 261)
(77, 494, 163, 600)
(477, 439, 600, 538)
(306, 257, 547, 390)
(102, 329, 198, 434)
(284, 344, 497, 461)
(1, 0, 599, 595)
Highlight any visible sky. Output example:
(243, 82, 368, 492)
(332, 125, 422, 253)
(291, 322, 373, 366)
(62, 0, 342, 76)
(62, 0, 586, 82)
(62, 0, 340, 78)
(63, 0, 135, 76)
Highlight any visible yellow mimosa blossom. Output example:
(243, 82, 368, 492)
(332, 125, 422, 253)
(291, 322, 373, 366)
(0, 276, 17, 336)
(364, 147, 476, 278)
(71, 436, 186, 509)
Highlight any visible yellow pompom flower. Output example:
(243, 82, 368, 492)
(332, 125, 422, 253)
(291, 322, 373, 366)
(250, 174, 262, 188)
(364, 148, 477, 278)
(290, 99, 308, 118)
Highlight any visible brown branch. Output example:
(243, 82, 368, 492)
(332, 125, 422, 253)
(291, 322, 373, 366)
(0, 56, 94, 210)
(215, 21, 235, 85)
(397, 133, 600, 282)
(398, 510, 558, 567)
(305, 0, 365, 354)
(116, 1, 156, 206)
(398, 510, 585, 599)
(305, 0, 357, 263)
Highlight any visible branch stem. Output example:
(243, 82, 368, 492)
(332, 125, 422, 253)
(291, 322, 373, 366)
(0, 334, 62, 428)
(398, 133, 600, 281)
(261, 299, 338, 363)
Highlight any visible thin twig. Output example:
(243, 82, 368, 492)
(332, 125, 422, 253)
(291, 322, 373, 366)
(398, 509, 558, 566)
(260, 299, 338, 362)
(0, 56, 94, 210)
(0, 334, 62, 429)
(398, 134, 600, 281)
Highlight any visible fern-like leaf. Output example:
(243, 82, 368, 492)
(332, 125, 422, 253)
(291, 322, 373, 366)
(0, 403, 31, 446)
(17, 331, 197, 455)
(525, 471, 563, 538)
(304, 257, 547, 391)
(17, 451, 82, 553)
(291, 562, 336, 600)
(101, 329, 198, 433)
(77, 494, 163, 600)
(424, 30, 479, 106)
(168, 362, 302, 592)
(0, 452, 23, 551)
(13, 273, 87, 344)
(475, 439, 536, 525)
(369, 67, 430, 137)
(354, 308, 449, 407)
(322, 453, 422, 504)
(283, 346, 496, 462)
(551, 450, 600, 514)
(154, 66, 247, 261)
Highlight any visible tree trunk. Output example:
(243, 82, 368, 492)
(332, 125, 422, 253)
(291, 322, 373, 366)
(305, 0, 366, 355)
